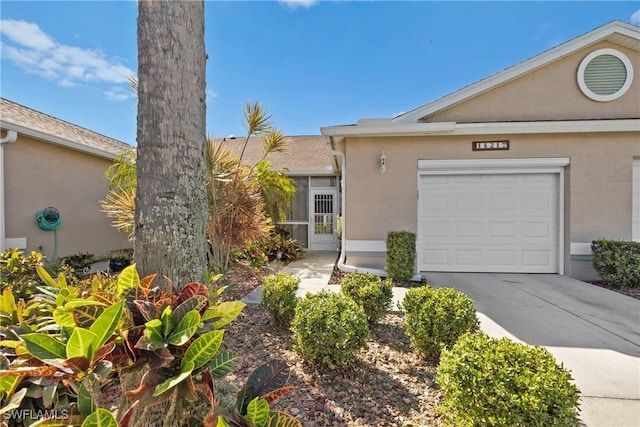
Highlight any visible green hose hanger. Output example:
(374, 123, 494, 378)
(36, 207, 61, 260)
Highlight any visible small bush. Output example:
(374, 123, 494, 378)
(340, 272, 393, 323)
(399, 285, 479, 361)
(291, 291, 369, 366)
(386, 231, 416, 282)
(437, 333, 581, 426)
(62, 252, 96, 278)
(592, 239, 640, 288)
(1, 249, 44, 297)
(261, 273, 300, 327)
(262, 229, 305, 263)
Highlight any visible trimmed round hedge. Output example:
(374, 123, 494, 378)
(261, 273, 300, 327)
(437, 333, 581, 426)
(399, 285, 479, 361)
(291, 290, 369, 366)
(340, 272, 393, 323)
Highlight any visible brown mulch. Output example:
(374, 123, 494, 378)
(220, 306, 441, 427)
(217, 261, 442, 427)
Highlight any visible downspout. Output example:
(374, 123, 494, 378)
(324, 135, 418, 278)
(0, 129, 18, 252)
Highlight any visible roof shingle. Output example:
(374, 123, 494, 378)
(0, 97, 131, 156)
(219, 135, 334, 173)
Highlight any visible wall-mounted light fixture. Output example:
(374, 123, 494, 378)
(379, 151, 387, 173)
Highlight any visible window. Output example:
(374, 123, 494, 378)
(278, 224, 308, 248)
(287, 177, 308, 221)
(577, 48, 634, 102)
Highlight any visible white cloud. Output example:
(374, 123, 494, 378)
(104, 86, 132, 102)
(0, 19, 135, 98)
(0, 19, 55, 50)
(278, 0, 318, 10)
(631, 9, 640, 25)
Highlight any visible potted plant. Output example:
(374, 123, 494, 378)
(108, 249, 132, 273)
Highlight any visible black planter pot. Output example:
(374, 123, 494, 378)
(109, 259, 131, 273)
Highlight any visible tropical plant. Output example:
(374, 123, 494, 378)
(1, 249, 44, 298)
(101, 103, 296, 272)
(1, 261, 300, 427)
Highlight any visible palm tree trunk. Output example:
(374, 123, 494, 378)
(127, 1, 207, 424)
(134, 0, 208, 288)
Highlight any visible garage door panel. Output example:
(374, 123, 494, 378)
(455, 221, 483, 238)
(456, 193, 483, 210)
(418, 172, 559, 273)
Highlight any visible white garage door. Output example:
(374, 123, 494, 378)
(418, 173, 559, 273)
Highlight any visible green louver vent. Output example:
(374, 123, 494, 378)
(583, 54, 627, 95)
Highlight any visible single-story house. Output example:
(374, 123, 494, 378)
(321, 20, 640, 281)
(0, 97, 132, 259)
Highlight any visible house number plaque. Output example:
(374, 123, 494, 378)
(473, 140, 509, 151)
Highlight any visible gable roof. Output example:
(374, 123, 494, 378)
(218, 135, 335, 174)
(0, 97, 131, 159)
(393, 20, 640, 124)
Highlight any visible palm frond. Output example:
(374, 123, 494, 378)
(100, 187, 136, 241)
(105, 148, 137, 192)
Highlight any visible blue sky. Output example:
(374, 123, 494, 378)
(1, 1, 638, 146)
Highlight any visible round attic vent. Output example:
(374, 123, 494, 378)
(578, 48, 633, 102)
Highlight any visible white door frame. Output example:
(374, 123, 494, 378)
(417, 158, 569, 275)
(308, 188, 338, 251)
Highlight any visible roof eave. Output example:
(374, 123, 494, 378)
(321, 119, 640, 138)
(1, 120, 126, 160)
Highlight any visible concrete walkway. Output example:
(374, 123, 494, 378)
(242, 251, 409, 308)
(243, 252, 640, 427)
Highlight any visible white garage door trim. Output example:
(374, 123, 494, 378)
(417, 158, 569, 275)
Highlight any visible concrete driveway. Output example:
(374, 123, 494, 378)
(421, 273, 640, 427)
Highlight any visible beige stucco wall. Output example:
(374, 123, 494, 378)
(3, 133, 131, 258)
(426, 41, 640, 123)
(344, 131, 639, 252)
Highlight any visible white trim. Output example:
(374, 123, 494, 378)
(0, 121, 123, 160)
(4, 237, 27, 249)
(417, 157, 567, 275)
(570, 243, 593, 256)
(321, 119, 640, 138)
(286, 169, 337, 176)
(418, 157, 570, 171)
(345, 240, 387, 252)
(394, 21, 640, 123)
(633, 159, 640, 242)
(577, 48, 634, 102)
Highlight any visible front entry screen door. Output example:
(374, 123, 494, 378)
(309, 190, 338, 250)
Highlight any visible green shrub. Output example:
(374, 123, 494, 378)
(261, 273, 300, 327)
(386, 231, 416, 282)
(437, 333, 581, 427)
(592, 239, 640, 288)
(62, 252, 96, 278)
(1, 249, 45, 297)
(291, 290, 369, 366)
(340, 272, 393, 323)
(399, 285, 479, 361)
